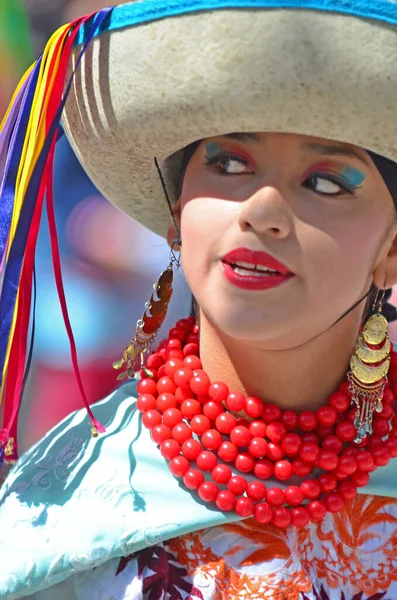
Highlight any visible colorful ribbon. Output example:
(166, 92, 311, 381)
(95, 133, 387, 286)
(0, 8, 113, 462)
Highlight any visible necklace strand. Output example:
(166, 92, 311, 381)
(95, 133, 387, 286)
(137, 317, 397, 528)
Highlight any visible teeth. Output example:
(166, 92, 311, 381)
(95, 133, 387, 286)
(234, 262, 278, 274)
(233, 267, 274, 277)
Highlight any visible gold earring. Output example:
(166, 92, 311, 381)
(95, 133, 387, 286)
(348, 287, 391, 444)
(113, 238, 181, 380)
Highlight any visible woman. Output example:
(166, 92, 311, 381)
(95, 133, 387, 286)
(1, 1, 397, 598)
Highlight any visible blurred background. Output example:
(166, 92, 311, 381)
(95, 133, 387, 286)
(0, 0, 190, 456)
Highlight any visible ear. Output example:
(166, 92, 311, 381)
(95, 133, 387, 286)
(373, 225, 397, 288)
(166, 198, 182, 249)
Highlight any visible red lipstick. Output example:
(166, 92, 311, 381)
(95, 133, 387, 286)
(221, 247, 294, 291)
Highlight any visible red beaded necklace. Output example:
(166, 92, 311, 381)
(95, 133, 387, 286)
(136, 317, 397, 528)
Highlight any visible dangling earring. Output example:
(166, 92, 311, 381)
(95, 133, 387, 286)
(348, 286, 391, 444)
(113, 238, 181, 380)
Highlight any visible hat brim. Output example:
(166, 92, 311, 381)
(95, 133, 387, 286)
(63, 5, 397, 237)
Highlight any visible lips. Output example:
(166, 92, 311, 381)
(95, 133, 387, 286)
(221, 247, 294, 291)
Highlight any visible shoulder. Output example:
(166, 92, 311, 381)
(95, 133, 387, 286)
(0, 382, 238, 599)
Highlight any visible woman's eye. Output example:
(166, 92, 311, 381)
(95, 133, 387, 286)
(304, 174, 351, 196)
(205, 153, 254, 175)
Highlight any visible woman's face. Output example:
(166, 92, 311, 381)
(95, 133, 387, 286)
(176, 132, 397, 349)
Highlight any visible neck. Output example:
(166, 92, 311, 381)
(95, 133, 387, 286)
(199, 311, 362, 412)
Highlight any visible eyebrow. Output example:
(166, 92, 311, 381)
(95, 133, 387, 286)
(301, 142, 370, 167)
(222, 134, 369, 165)
(223, 132, 261, 143)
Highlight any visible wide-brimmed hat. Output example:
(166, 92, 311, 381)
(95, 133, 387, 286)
(62, 0, 397, 238)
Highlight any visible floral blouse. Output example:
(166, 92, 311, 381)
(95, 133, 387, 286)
(33, 493, 397, 600)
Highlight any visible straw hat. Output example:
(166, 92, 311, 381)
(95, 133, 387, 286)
(63, 0, 397, 237)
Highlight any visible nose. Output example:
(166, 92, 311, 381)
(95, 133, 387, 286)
(237, 184, 293, 239)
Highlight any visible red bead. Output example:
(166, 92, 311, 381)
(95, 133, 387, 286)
(284, 485, 304, 506)
(151, 424, 172, 444)
(323, 492, 344, 513)
(203, 401, 224, 420)
(385, 437, 397, 458)
(183, 355, 202, 370)
(147, 353, 164, 370)
(181, 399, 202, 419)
(198, 481, 219, 503)
(282, 410, 299, 431)
(317, 426, 335, 439)
(202, 429, 223, 451)
(302, 432, 320, 445)
(300, 479, 321, 500)
(318, 473, 337, 493)
(186, 332, 199, 344)
(235, 452, 255, 473)
(308, 500, 327, 522)
(216, 490, 235, 512)
(208, 381, 229, 402)
(249, 437, 268, 458)
(169, 327, 186, 342)
(321, 435, 343, 454)
(175, 318, 192, 333)
(247, 481, 267, 501)
(299, 442, 319, 464)
(182, 439, 202, 460)
(158, 364, 167, 379)
(171, 422, 192, 443)
(355, 450, 375, 471)
(338, 481, 357, 501)
(272, 507, 291, 528)
(160, 439, 180, 460)
(266, 487, 284, 507)
(166, 338, 181, 350)
(228, 475, 248, 496)
(282, 433, 302, 456)
(167, 350, 185, 362)
(266, 422, 287, 443)
(336, 421, 356, 442)
(215, 412, 237, 434)
(371, 445, 391, 466)
(337, 455, 357, 475)
(190, 415, 211, 435)
(190, 373, 210, 396)
(383, 386, 394, 403)
(196, 451, 218, 471)
(291, 507, 310, 528)
(230, 426, 251, 447)
(367, 435, 383, 452)
(163, 408, 183, 428)
(254, 502, 273, 524)
(329, 392, 350, 413)
(137, 394, 157, 413)
(292, 458, 312, 477)
(157, 376, 177, 395)
(174, 367, 194, 388)
(317, 406, 337, 427)
(236, 496, 254, 517)
(299, 411, 318, 432)
(156, 393, 178, 412)
(137, 378, 157, 396)
(175, 386, 192, 403)
(372, 417, 390, 438)
(351, 470, 370, 487)
(318, 450, 339, 471)
(379, 403, 393, 420)
(165, 359, 184, 379)
(245, 396, 264, 418)
(142, 409, 162, 430)
(274, 460, 293, 481)
(249, 420, 267, 438)
(218, 441, 239, 462)
(169, 456, 190, 477)
(226, 391, 246, 412)
(254, 458, 274, 480)
(212, 464, 232, 484)
(262, 403, 282, 423)
(267, 442, 285, 461)
(197, 394, 210, 405)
